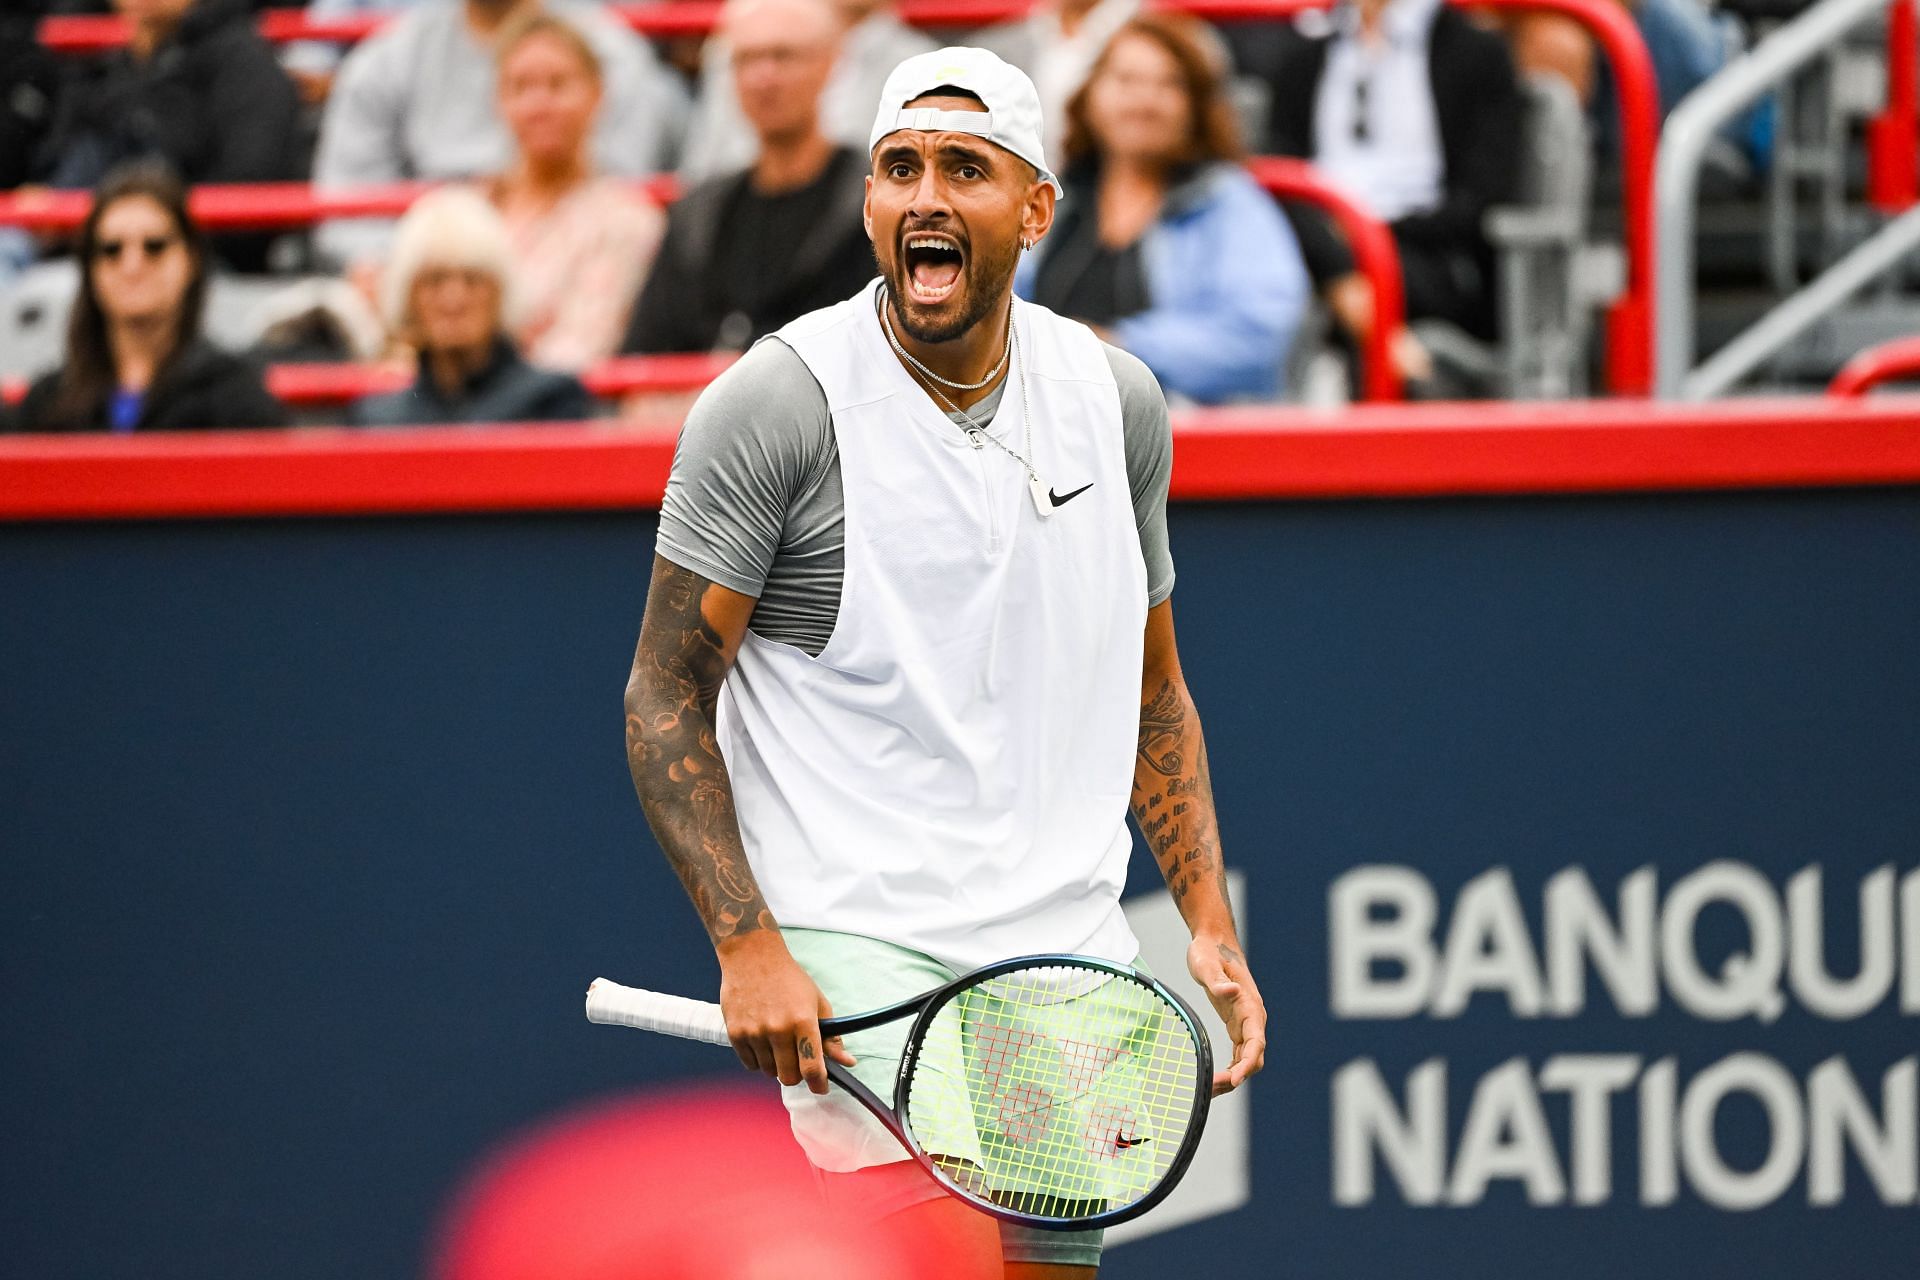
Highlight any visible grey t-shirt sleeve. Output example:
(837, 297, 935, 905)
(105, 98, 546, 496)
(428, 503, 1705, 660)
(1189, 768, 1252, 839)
(1105, 344, 1177, 606)
(655, 339, 833, 597)
(658, 336, 1172, 611)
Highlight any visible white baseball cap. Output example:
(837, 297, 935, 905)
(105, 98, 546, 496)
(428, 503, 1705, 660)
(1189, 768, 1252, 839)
(867, 47, 1063, 196)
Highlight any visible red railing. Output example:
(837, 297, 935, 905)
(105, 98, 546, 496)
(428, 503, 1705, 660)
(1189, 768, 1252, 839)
(0, 168, 1406, 401)
(1827, 335, 1920, 396)
(37, 0, 1367, 50)
(1248, 157, 1403, 401)
(1466, 0, 1656, 396)
(31, 0, 1661, 396)
(0, 179, 681, 234)
(5, 397, 1919, 521)
(1, 354, 735, 409)
(1868, 0, 1919, 211)
(271, 353, 737, 405)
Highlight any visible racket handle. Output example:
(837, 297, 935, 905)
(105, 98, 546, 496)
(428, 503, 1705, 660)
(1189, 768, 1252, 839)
(585, 978, 731, 1046)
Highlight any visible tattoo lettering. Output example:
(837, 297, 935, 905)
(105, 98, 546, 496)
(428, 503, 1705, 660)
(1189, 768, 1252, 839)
(627, 559, 773, 945)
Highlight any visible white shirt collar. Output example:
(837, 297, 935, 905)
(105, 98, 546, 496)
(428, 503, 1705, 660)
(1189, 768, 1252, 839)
(1332, 0, 1444, 49)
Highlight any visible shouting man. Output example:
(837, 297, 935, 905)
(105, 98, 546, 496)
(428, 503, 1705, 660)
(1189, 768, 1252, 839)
(625, 47, 1265, 1279)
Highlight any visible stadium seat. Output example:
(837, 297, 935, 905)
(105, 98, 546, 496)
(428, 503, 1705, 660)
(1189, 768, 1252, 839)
(1486, 71, 1621, 399)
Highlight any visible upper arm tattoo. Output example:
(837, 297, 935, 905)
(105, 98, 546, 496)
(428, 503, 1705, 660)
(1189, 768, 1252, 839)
(625, 560, 773, 943)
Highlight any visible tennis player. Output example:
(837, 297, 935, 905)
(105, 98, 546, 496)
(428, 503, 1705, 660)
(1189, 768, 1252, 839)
(624, 47, 1265, 1279)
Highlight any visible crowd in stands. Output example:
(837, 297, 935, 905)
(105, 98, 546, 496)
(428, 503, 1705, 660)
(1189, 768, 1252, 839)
(0, 0, 1790, 431)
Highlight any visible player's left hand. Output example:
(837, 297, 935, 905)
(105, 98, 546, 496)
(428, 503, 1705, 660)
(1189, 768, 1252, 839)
(1187, 935, 1267, 1095)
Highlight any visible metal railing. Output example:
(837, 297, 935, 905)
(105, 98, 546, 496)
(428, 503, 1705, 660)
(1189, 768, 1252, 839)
(1655, 0, 1920, 399)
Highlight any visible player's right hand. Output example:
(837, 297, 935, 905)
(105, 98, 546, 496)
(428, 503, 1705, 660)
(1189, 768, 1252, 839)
(716, 931, 856, 1095)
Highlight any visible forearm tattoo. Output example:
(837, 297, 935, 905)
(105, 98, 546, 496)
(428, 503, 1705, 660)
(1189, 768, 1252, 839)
(625, 560, 774, 944)
(1131, 677, 1235, 921)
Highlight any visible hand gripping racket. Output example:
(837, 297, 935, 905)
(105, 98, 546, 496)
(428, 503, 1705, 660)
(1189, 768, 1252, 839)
(585, 954, 1213, 1230)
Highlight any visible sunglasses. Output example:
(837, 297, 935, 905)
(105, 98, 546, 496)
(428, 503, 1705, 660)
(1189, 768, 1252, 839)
(94, 235, 179, 263)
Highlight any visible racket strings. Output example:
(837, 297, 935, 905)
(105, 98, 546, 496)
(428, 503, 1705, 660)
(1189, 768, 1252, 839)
(901, 964, 1200, 1220)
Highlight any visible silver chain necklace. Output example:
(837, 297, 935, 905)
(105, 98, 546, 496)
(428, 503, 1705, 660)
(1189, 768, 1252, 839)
(879, 281, 1012, 391)
(877, 284, 1056, 519)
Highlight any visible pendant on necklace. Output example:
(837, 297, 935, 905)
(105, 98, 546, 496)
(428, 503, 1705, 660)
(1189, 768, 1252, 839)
(1029, 474, 1055, 519)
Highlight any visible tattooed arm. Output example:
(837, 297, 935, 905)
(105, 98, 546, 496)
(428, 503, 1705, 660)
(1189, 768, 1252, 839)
(625, 554, 851, 1093)
(1132, 599, 1268, 1094)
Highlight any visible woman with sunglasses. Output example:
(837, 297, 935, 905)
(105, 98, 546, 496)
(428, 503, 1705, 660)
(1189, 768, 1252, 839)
(10, 162, 289, 433)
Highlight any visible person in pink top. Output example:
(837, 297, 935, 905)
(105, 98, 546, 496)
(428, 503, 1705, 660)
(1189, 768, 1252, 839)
(485, 12, 666, 371)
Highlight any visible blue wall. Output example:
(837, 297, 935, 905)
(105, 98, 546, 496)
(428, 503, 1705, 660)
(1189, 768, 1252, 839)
(3, 490, 1917, 1278)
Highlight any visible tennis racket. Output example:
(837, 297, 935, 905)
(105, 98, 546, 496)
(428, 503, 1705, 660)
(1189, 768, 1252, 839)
(585, 954, 1212, 1230)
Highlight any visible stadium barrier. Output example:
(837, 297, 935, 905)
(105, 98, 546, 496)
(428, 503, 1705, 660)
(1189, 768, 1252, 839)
(30, 0, 1663, 397)
(4, 397, 1918, 521)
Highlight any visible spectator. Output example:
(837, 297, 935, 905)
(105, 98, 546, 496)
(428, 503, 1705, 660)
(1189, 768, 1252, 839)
(351, 188, 592, 425)
(1017, 13, 1308, 403)
(313, 0, 684, 268)
(677, 0, 934, 181)
(38, 0, 303, 272)
(40, 0, 303, 192)
(1266, 0, 1523, 345)
(9, 163, 289, 433)
(622, 0, 875, 355)
(486, 13, 666, 371)
(975, 0, 1141, 160)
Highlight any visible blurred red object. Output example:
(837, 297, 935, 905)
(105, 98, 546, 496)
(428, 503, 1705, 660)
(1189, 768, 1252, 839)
(432, 1086, 973, 1280)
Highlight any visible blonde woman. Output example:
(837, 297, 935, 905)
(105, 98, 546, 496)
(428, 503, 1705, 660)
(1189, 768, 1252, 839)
(351, 188, 592, 426)
(488, 13, 666, 371)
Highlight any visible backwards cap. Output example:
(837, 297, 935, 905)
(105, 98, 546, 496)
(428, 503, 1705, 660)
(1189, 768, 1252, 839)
(868, 47, 1062, 196)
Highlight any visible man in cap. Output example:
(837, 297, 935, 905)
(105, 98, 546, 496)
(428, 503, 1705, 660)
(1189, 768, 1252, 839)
(623, 47, 1266, 1276)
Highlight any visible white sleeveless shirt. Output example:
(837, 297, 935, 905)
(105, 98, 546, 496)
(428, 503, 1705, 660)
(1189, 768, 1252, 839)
(714, 280, 1147, 972)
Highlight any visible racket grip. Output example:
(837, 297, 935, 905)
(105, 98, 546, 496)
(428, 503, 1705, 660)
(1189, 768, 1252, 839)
(585, 978, 731, 1046)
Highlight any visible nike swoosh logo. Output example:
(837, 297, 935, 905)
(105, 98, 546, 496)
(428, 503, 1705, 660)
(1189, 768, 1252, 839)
(1049, 483, 1094, 507)
(1115, 1136, 1149, 1149)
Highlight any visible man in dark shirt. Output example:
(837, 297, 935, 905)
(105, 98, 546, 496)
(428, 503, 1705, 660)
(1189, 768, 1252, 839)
(623, 0, 877, 355)
(1251, 0, 1523, 342)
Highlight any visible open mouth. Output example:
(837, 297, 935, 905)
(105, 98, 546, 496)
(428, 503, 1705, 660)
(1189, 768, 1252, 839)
(902, 233, 965, 305)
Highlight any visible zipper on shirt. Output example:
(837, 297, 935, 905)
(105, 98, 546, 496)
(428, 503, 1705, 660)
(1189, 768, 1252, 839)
(965, 427, 1001, 553)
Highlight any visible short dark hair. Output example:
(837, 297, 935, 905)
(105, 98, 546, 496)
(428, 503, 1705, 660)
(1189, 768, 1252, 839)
(914, 85, 986, 107)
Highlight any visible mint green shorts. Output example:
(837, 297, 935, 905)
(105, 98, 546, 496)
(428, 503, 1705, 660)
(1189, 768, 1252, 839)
(781, 927, 1114, 1270)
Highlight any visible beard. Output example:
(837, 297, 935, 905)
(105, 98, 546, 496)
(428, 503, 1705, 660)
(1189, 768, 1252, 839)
(884, 231, 1020, 345)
